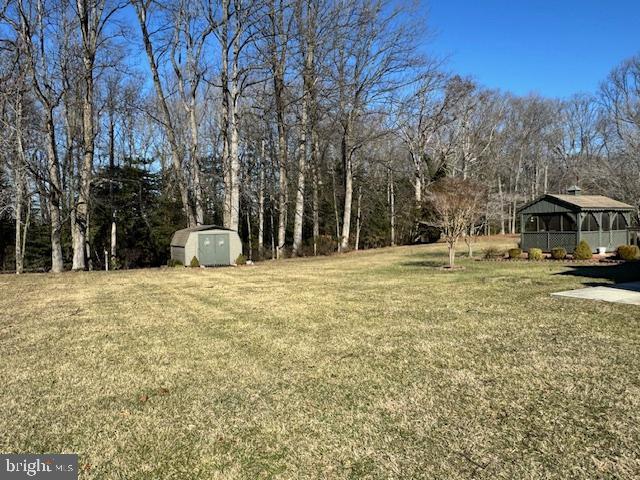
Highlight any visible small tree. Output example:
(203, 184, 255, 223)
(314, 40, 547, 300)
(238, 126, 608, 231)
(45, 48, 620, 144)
(425, 178, 486, 268)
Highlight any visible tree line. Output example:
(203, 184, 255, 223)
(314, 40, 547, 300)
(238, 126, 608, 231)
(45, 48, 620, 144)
(0, 0, 638, 272)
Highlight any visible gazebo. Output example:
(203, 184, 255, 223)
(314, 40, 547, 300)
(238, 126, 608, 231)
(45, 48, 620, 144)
(517, 187, 634, 253)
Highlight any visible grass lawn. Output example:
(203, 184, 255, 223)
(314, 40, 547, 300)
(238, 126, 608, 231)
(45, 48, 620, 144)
(1, 237, 639, 479)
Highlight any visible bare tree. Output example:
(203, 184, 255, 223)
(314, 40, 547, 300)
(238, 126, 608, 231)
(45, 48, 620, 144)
(0, 51, 32, 273)
(426, 177, 485, 268)
(171, 0, 213, 225)
(263, 0, 291, 257)
(67, 0, 124, 269)
(396, 67, 449, 208)
(599, 55, 640, 214)
(291, 0, 313, 255)
(331, 0, 421, 251)
(5, 0, 66, 272)
(132, 0, 197, 227)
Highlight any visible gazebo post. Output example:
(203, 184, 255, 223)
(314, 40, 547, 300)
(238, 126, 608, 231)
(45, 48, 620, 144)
(576, 212, 582, 246)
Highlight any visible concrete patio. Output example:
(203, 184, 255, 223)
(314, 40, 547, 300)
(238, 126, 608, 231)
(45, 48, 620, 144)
(552, 281, 640, 305)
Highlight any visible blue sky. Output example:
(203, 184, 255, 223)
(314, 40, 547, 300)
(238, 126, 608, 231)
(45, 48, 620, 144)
(424, 0, 640, 98)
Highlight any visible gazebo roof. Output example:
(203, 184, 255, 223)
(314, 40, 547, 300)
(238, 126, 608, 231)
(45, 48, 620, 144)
(518, 194, 634, 213)
(546, 194, 634, 211)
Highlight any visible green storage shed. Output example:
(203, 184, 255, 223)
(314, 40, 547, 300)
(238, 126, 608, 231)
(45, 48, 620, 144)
(170, 225, 243, 266)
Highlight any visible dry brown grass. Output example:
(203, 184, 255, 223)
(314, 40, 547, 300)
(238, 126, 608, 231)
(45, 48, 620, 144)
(1, 237, 639, 478)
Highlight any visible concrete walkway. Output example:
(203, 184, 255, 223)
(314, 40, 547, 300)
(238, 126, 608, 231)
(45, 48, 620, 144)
(552, 282, 640, 305)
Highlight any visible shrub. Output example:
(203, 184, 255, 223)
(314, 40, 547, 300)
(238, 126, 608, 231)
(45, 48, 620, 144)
(483, 246, 504, 259)
(617, 245, 640, 261)
(190, 256, 200, 268)
(573, 240, 592, 260)
(508, 248, 522, 259)
(235, 254, 247, 265)
(550, 247, 567, 260)
(167, 258, 183, 268)
(528, 248, 543, 261)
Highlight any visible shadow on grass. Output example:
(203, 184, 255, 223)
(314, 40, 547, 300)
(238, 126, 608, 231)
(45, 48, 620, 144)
(400, 260, 446, 269)
(555, 262, 640, 287)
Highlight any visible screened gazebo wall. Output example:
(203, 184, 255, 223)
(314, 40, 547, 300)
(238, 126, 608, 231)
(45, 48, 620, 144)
(578, 211, 629, 251)
(520, 198, 577, 251)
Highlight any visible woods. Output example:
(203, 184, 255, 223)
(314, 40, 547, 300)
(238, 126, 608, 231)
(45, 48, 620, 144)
(0, 0, 639, 272)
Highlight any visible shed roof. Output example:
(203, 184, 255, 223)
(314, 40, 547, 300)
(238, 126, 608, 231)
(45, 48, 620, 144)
(170, 225, 233, 247)
(518, 194, 634, 213)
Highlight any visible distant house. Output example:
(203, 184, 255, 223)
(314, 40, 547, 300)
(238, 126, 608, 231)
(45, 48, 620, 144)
(517, 187, 634, 253)
(170, 225, 242, 266)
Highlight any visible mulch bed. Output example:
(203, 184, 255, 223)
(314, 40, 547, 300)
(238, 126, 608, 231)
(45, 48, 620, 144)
(478, 257, 624, 265)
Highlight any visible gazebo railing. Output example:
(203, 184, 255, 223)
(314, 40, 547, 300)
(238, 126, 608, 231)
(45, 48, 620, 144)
(521, 232, 577, 252)
(522, 230, 629, 252)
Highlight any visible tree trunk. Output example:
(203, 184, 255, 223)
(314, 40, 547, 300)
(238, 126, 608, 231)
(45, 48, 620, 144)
(312, 161, 319, 256)
(355, 185, 362, 251)
(22, 201, 30, 270)
(448, 240, 456, 268)
(45, 110, 64, 273)
(292, 99, 307, 256)
(72, 52, 95, 270)
(340, 126, 352, 251)
(292, 6, 314, 256)
(86, 209, 92, 270)
(246, 209, 252, 261)
(484, 203, 490, 236)
(110, 219, 117, 268)
(414, 163, 422, 207)
(258, 141, 265, 260)
(275, 87, 287, 258)
(228, 100, 240, 231)
(63, 96, 78, 263)
(73, 0, 103, 271)
(15, 171, 24, 274)
(35, 178, 50, 224)
(498, 176, 505, 235)
(221, 1, 231, 228)
(332, 165, 340, 249)
(190, 96, 204, 225)
(109, 109, 115, 168)
(389, 169, 396, 247)
(270, 0, 288, 258)
(228, 12, 241, 231)
(108, 108, 117, 268)
(465, 230, 473, 258)
(270, 199, 276, 260)
(14, 100, 27, 274)
(511, 150, 523, 235)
